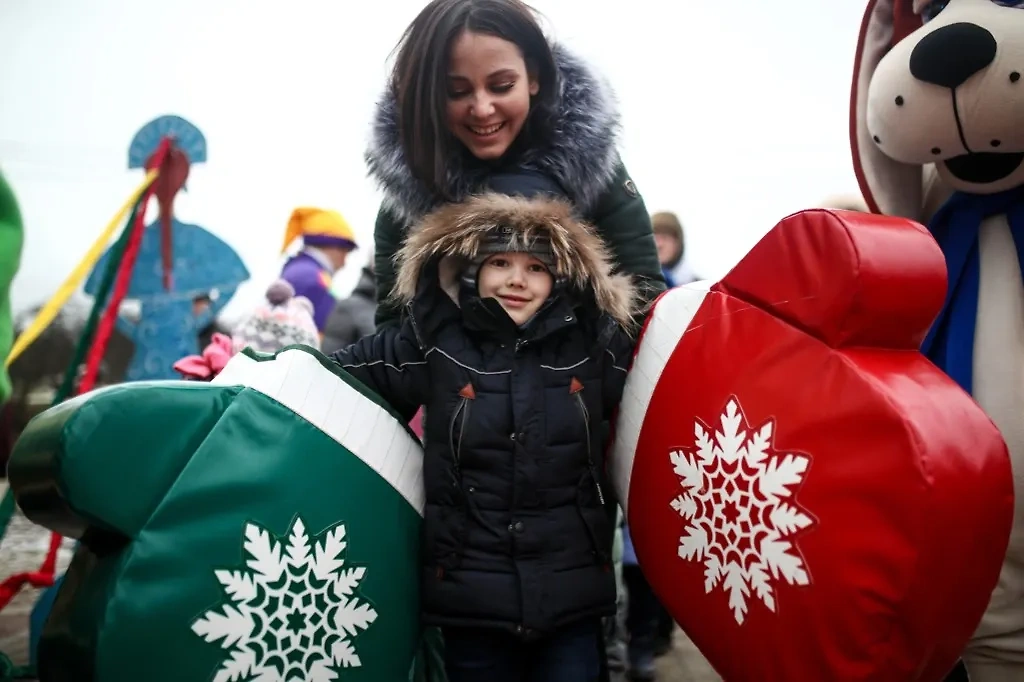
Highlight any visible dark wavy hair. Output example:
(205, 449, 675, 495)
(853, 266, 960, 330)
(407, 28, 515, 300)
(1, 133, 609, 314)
(389, 0, 559, 197)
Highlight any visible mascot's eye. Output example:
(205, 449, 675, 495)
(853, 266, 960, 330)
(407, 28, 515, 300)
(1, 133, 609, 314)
(991, 0, 1024, 8)
(922, 0, 949, 22)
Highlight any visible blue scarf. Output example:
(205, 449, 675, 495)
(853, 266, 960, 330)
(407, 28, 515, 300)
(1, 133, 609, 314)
(920, 185, 1024, 394)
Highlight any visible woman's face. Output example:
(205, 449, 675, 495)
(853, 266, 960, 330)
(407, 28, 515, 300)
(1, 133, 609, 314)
(446, 30, 539, 161)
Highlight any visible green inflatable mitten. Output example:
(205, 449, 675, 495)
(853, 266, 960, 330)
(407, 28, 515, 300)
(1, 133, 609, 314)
(0, 167, 24, 404)
(9, 346, 424, 682)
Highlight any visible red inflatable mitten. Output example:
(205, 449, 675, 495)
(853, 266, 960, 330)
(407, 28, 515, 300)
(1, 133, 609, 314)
(612, 209, 1014, 681)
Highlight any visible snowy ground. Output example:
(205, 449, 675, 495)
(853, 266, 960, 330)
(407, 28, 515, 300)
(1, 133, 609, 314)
(0, 482, 75, 669)
(657, 631, 721, 681)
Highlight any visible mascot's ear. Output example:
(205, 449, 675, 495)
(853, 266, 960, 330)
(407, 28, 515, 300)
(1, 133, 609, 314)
(851, 0, 945, 220)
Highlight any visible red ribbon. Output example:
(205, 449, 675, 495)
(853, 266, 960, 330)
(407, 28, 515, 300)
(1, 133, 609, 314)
(78, 139, 170, 393)
(0, 531, 60, 610)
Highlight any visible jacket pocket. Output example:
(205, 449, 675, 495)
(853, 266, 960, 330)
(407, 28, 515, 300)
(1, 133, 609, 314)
(424, 503, 467, 573)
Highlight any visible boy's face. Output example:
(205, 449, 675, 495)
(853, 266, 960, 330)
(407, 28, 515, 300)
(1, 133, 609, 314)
(477, 252, 553, 325)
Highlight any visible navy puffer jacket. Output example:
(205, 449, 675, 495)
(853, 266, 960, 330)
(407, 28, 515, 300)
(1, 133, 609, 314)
(332, 193, 639, 638)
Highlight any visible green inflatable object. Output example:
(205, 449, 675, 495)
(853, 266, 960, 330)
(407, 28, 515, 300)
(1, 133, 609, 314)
(9, 346, 424, 682)
(0, 166, 24, 405)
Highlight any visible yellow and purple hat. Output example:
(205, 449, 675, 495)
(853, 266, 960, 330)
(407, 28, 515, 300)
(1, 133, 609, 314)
(281, 207, 357, 253)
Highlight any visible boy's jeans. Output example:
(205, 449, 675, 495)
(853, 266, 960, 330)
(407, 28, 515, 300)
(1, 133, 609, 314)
(605, 511, 628, 682)
(624, 565, 660, 680)
(442, 619, 602, 682)
(410, 627, 449, 682)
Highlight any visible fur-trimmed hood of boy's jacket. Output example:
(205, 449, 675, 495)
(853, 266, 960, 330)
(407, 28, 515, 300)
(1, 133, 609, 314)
(365, 44, 622, 225)
(392, 194, 640, 330)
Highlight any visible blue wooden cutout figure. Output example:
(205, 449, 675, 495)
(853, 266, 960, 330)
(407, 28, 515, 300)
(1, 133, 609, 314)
(84, 115, 249, 381)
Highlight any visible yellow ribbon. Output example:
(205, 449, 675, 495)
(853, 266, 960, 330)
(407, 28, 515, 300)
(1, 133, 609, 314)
(6, 169, 159, 367)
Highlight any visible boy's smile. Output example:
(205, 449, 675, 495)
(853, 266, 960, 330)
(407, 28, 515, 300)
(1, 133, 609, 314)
(477, 251, 553, 325)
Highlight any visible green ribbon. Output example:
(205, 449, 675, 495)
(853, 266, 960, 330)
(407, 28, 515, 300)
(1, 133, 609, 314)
(53, 198, 140, 403)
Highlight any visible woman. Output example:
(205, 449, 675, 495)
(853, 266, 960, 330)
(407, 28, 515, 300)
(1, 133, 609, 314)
(367, 3, 662, 679)
(366, 0, 666, 329)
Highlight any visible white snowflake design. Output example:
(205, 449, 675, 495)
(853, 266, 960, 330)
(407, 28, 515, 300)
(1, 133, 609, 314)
(670, 398, 815, 625)
(192, 516, 378, 682)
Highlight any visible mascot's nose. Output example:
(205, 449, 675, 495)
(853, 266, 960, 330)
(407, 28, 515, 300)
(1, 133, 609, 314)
(910, 22, 997, 89)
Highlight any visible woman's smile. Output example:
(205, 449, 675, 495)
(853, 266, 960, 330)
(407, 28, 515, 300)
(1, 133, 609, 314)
(468, 122, 506, 137)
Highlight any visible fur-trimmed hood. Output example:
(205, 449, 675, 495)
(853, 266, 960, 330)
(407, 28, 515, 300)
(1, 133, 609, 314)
(365, 44, 621, 225)
(392, 194, 639, 329)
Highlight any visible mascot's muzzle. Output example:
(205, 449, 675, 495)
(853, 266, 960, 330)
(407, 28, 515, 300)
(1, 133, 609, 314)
(910, 22, 997, 89)
(898, 20, 1022, 184)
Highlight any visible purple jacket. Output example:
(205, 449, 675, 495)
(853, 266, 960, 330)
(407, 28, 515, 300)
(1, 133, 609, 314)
(280, 251, 336, 332)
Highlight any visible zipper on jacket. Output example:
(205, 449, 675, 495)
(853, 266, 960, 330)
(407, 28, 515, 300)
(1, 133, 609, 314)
(571, 380, 605, 506)
(406, 302, 426, 350)
(449, 398, 468, 474)
(449, 383, 476, 478)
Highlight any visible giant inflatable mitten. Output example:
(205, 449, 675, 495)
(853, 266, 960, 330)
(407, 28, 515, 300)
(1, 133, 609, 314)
(612, 209, 1015, 680)
(9, 346, 424, 682)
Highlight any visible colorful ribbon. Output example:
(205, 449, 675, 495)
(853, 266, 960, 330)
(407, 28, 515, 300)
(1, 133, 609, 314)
(5, 168, 158, 367)
(78, 139, 168, 392)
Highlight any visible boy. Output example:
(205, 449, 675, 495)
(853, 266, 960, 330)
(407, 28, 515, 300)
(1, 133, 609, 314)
(331, 171, 640, 682)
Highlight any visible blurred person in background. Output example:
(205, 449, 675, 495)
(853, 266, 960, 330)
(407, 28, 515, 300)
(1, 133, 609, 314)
(174, 279, 319, 381)
(651, 211, 698, 288)
(279, 207, 359, 333)
(322, 259, 377, 354)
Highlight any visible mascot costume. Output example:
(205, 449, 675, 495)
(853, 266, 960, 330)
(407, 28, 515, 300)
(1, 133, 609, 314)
(852, 1, 1024, 678)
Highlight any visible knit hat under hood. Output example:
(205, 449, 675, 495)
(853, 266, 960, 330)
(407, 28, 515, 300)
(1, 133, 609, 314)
(392, 179, 641, 331)
(460, 170, 568, 293)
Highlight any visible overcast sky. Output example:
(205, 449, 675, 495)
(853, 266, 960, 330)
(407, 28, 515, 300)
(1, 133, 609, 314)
(0, 0, 866, 323)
